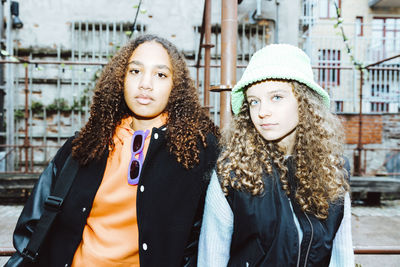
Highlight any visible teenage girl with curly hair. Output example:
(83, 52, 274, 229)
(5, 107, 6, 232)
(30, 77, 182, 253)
(7, 34, 219, 267)
(198, 44, 354, 267)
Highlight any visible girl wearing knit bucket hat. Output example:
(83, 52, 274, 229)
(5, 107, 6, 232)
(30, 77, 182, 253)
(198, 44, 354, 266)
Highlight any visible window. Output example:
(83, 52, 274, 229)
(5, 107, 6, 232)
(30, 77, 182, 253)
(366, 63, 399, 113)
(319, 0, 340, 19)
(369, 69, 392, 113)
(335, 101, 343, 113)
(356, 16, 363, 36)
(371, 102, 389, 112)
(318, 49, 341, 86)
(372, 17, 400, 58)
(71, 22, 146, 60)
(371, 84, 389, 97)
(301, 0, 316, 26)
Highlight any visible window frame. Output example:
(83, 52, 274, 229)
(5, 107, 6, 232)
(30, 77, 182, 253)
(319, 0, 341, 19)
(372, 16, 400, 57)
(356, 16, 363, 37)
(318, 49, 341, 86)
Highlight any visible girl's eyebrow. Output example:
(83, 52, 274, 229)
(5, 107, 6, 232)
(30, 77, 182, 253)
(155, 64, 171, 72)
(127, 60, 143, 66)
(267, 89, 288, 94)
(127, 60, 171, 72)
(246, 94, 258, 98)
(247, 88, 289, 98)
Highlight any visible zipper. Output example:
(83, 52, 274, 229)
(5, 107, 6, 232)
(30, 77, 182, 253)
(303, 213, 314, 267)
(289, 198, 301, 267)
(295, 225, 301, 267)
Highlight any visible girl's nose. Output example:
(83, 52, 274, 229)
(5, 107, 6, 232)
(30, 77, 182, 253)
(258, 103, 272, 118)
(139, 72, 152, 90)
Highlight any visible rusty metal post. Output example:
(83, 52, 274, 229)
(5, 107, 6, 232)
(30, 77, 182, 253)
(196, 66, 199, 90)
(354, 69, 363, 176)
(220, 0, 237, 128)
(203, 0, 213, 110)
(24, 61, 30, 172)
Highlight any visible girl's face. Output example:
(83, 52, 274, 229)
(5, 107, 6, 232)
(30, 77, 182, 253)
(246, 80, 299, 152)
(124, 41, 173, 120)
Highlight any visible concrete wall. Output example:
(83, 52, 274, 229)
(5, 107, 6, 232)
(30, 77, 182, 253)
(14, 0, 206, 52)
(10, 0, 300, 53)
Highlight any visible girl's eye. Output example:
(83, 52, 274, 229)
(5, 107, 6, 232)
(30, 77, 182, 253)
(248, 99, 259, 106)
(130, 69, 140, 74)
(157, 72, 167, 78)
(272, 95, 282, 101)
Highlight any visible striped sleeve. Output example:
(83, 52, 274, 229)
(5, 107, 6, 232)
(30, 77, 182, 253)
(329, 192, 355, 267)
(198, 170, 234, 267)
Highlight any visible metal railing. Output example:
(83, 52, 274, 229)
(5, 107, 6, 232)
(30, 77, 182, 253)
(348, 147, 400, 178)
(0, 61, 399, 174)
(0, 58, 108, 173)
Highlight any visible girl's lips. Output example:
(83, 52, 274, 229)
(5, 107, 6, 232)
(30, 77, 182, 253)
(135, 95, 153, 105)
(260, 123, 277, 130)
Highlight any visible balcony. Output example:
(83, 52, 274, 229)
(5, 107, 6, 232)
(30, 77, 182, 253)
(369, 0, 400, 8)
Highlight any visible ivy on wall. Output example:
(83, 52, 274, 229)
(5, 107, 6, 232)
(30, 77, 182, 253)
(14, 92, 91, 120)
(332, 1, 366, 74)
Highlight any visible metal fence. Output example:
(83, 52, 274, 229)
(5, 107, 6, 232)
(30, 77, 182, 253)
(1, 17, 399, 175)
(0, 21, 147, 172)
(0, 59, 105, 172)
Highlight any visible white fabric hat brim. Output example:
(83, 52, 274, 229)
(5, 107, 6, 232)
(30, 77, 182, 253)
(231, 66, 330, 115)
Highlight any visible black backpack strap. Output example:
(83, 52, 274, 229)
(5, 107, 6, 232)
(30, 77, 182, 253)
(21, 155, 79, 262)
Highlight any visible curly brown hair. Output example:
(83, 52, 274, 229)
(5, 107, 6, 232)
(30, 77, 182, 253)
(218, 80, 348, 219)
(72, 34, 219, 168)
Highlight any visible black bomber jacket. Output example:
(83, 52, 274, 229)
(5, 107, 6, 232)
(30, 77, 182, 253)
(6, 126, 219, 267)
(226, 157, 349, 267)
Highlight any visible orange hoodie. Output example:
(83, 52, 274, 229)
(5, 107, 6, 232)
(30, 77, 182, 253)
(72, 117, 152, 267)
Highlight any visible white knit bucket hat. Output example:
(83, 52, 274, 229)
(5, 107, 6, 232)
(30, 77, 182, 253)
(231, 43, 330, 115)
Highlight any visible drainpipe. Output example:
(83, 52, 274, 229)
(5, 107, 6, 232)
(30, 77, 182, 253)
(256, 0, 262, 17)
(275, 0, 280, 43)
(203, 0, 213, 110)
(23, 60, 29, 172)
(220, 0, 237, 128)
(0, 1, 5, 152)
(6, 0, 15, 171)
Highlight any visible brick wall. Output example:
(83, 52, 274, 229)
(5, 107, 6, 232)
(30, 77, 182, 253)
(338, 114, 383, 144)
(339, 114, 400, 175)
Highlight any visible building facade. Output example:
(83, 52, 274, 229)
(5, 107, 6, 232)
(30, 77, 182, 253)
(0, 0, 399, 175)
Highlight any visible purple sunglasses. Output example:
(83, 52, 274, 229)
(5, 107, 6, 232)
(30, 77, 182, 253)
(127, 129, 150, 185)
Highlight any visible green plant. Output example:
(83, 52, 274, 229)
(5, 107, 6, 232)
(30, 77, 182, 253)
(46, 98, 71, 114)
(71, 88, 92, 112)
(72, 99, 83, 112)
(31, 101, 44, 116)
(14, 109, 24, 120)
(58, 98, 71, 112)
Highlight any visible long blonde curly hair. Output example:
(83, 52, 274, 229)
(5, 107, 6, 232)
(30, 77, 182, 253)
(218, 80, 349, 219)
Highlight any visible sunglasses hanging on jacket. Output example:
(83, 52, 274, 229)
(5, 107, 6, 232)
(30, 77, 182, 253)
(128, 129, 150, 185)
